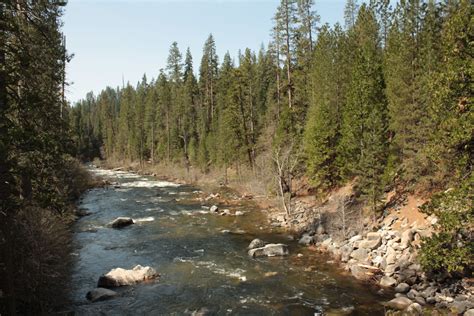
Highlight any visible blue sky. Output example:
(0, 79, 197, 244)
(63, 0, 347, 103)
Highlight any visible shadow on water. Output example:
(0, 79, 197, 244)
(70, 168, 390, 315)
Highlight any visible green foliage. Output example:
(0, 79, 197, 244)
(419, 176, 474, 275)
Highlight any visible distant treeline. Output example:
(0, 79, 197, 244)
(72, 0, 471, 206)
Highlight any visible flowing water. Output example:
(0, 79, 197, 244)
(70, 167, 389, 315)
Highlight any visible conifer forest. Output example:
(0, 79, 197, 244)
(0, 0, 472, 314)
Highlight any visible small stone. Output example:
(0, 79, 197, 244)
(248, 238, 266, 250)
(414, 296, 426, 306)
(297, 253, 303, 257)
(210, 205, 219, 213)
(407, 289, 419, 299)
(386, 297, 413, 310)
(349, 235, 362, 243)
(109, 217, 134, 228)
(264, 272, 278, 277)
(350, 248, 368, 261)
(380, 276, 398, 287)
(395, 283, 411, 293)
(464, 309, 474, 316)
(235, 211, 244, 216)
(451, 300, 469, 314)
(298, 234, 315, 246)
(406, 303, 423, 315)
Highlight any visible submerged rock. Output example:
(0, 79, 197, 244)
(86, 287, 118, 302)
(97, 265, 159, 287)
(248, 243, 289, 258)
(109, 217, 134, 228)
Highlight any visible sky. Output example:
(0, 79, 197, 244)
(63, 0, 347, 103)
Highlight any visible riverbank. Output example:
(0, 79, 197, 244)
(72, 165, 393, 314)
(88, 160, 473, 315)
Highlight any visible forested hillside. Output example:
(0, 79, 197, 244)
(73, 0, 471, 273)
(0, 1, 92, 314)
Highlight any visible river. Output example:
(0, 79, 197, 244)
(70, 167, 389, 315)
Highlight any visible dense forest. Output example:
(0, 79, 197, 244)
(72, 0, 471, 202)
(0, 1, 92, 314)
(0, 0, 472, 314)
(71, 0, 472, 274)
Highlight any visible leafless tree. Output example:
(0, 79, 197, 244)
(272, 141, 301, 216)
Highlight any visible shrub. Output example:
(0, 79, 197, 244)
(419, 174, 473, 276)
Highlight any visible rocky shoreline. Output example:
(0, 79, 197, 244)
(89, 163, 473, 315)
(269, 204, 474, 315)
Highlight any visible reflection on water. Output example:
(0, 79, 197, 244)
(71, 168, 388, 315)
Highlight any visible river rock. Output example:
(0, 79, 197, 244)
(350, 248, 368, 261)
(349, 235, 362, 243)
(350, 264, 379, 281)
(235, 211, 244, 216)
(109, 217, 134, 228)
(86, 288, 118, 302)
(340, 244, 354, 262)
(401, 229, 414, 249)
(406, 302, 423, 315)
(359, 232, 381, 250)
(380, 276, 397, 287)
(395, 283, 411, 293)
(464, 309, 474, 316)
(97, 265, 159, 287)
(248, 238, 266, 250)
(386, 297, 413, 310)
(210, 205, 219, 213)
(248, 243, 289, 258)
(298, 234, 315, 245)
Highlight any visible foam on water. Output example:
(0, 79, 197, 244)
(121, 180, 180, 188)
(134, 216, 155, 222)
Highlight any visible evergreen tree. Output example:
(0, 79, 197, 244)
(338, 4, 388, 209)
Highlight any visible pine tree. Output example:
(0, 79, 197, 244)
(338, 4, 388, 209)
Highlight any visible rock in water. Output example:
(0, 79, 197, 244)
(109, 217, 134, 228)
(210, 205, 219, 213)
(248, 238, 266, 249)
(248, 244, 289, 258)
(86, 288, 118, 302)
(97, 265, 159, 287)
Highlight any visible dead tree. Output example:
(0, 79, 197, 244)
(272, 142, 301, 216)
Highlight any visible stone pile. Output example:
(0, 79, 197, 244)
(303, 214, 474, 315)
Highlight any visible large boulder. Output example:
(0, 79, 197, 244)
(248, 244, 289, 258)
(359, 232, 382, 250)
(98, 265, 159, 287)
(86, 288, 118, 302)
(385, 297, 413, 310)
(248, 238, 266, 250)
(109, 217, 134, 228)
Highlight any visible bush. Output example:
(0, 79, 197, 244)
(1, 207, 72, 314)
(419, 174, 473, 276)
